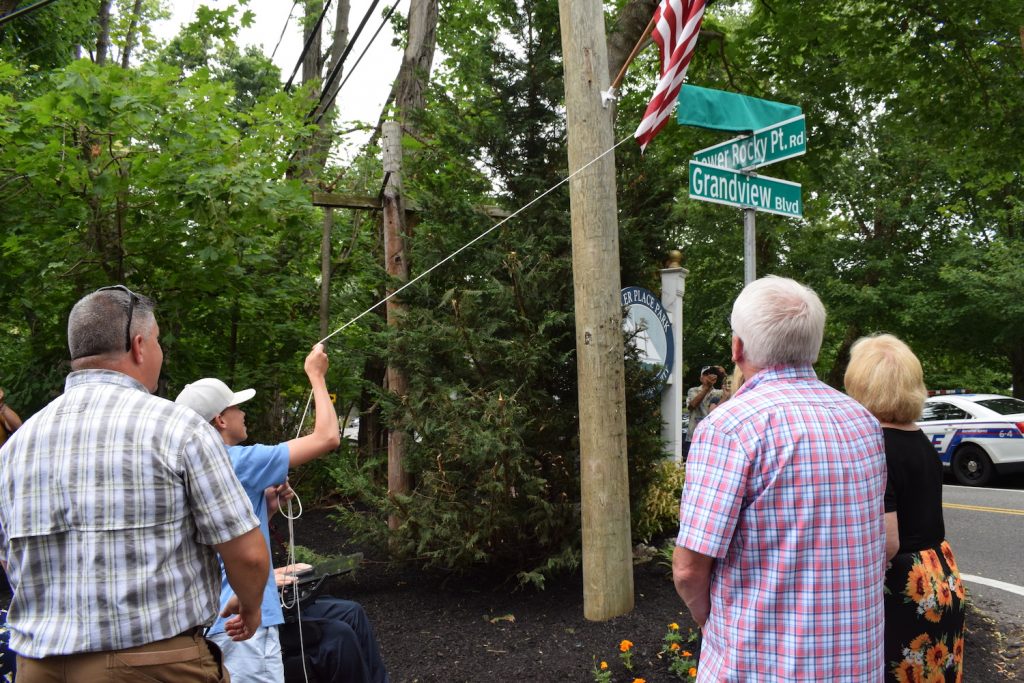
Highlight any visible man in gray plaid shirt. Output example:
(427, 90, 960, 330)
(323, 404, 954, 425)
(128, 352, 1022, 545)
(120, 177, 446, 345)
(0, 286, 270, 681)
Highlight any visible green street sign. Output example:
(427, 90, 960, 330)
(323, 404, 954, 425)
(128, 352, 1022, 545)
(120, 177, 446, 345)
(692, 115, 807, 171)
(688, 160, 803, 218)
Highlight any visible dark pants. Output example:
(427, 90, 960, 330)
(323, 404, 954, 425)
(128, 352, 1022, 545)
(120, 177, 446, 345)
(285, 597, 389, 683)
(16, 631, 229, 683)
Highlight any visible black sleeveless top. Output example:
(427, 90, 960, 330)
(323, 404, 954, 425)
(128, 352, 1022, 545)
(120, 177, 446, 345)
(883, 427, 946, 553)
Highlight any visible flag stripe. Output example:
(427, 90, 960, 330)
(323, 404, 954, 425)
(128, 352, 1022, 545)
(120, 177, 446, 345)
(635, 0, 706, 151)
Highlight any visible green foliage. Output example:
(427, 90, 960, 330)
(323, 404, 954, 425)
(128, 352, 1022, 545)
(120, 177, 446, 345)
(0, 0, 97, 70)
(659, 624, 700, 679)
(0, 55, 345, 442)
(631, 458, 686, 544)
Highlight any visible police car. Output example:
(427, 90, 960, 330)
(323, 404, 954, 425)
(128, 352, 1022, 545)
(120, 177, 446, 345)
(917, 393, 1024, 486)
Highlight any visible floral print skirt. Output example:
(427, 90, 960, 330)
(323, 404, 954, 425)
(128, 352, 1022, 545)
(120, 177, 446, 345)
(884, 540, 965, 683)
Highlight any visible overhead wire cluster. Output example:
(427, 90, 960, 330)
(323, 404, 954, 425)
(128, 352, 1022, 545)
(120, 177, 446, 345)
(279, 0, 404, 126)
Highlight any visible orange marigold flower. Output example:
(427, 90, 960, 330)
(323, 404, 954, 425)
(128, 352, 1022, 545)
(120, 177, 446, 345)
(688, 667, 698, 678)
(682, 650, 693, 658)
(670, 643, 681, 651)
(893, 660, 924, 683)
(632, 679, 646, 683)
(909, 634, 931, 652)
(926, 642, 950, 669)
(905, 564, 932, 603)
(620, 639, 633, 652)
(669, 622, 679, 631)
(921, 550, 944, 578)
(600, 661, 608, 670)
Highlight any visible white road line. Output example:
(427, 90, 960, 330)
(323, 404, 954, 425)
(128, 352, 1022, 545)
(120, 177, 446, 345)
(961, 574, 1024, 598)
(944, 484, 1024, 494)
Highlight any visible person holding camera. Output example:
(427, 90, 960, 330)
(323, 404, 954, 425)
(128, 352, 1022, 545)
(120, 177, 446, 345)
(683, 365, 724, 461)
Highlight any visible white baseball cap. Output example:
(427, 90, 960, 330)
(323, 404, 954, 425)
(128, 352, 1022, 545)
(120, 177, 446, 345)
(175, 378, 255, 421)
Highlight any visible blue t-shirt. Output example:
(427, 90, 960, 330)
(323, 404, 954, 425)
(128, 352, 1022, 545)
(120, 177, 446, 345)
(206, 442, 290, 635)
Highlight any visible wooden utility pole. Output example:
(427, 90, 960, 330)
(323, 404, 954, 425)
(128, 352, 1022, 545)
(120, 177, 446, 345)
(320, 208, 333, 339)
(381, 121, 412, 530)
(558, 0, 634, 621)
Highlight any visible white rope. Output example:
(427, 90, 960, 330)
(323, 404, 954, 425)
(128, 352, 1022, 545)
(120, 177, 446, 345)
(316, 134, 634, 347)
(281, 135, 631, 683)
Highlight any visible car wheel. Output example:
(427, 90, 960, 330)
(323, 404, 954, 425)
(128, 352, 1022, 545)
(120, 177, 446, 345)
(952, 444, 994, 486)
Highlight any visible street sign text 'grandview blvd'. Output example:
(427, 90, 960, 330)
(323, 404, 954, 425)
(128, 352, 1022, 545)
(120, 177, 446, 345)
(688, 160, 803, 218)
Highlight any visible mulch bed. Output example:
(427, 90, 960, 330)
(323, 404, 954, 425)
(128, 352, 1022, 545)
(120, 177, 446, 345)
(280, 508, 1023, 682)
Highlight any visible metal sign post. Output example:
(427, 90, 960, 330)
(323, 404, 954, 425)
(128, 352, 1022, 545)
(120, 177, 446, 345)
(743, 208, 756, 285)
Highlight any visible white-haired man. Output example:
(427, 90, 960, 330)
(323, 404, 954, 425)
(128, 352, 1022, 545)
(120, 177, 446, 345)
(673, 276, 886, 681)
(0, 285, 268, 681)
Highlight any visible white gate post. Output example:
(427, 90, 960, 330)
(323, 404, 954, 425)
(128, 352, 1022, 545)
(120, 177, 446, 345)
(660, 250, 688, 461)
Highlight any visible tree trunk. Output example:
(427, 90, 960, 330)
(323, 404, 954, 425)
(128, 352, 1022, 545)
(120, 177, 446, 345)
(825, 323, 862, 389)
(372, 0, 438, 142)
(381, 121, 412, 531)
(95, 0, 112, 66)
(301, 0, 324, 89)
(1010, 342, 1024, 399)
(605, 0, 659, 82)
(120, 0, 144, 68)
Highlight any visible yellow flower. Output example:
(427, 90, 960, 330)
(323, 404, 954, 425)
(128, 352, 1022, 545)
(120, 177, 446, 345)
(909, 634, 931, 652)
(669, 622, 679, 631)
(905, 564, 931, 603)
(926, 642, 950, 670)
(937, 580, 953, 608)
(600, 661, 608, 671)
(921, 550, 944, 579)
(941, 541, 960, 574)
(620, 639, 633, 652)
(689, 667, 698, 678)
(894, 661, 924, 683)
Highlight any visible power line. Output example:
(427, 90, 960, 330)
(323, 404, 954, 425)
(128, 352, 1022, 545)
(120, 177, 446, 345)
(0, 0, 61, 28)
(270, 1, 300, 62)
(284, 0, 334, 92)
(314, 0, 402, 125)
(306, 0, 386, 123)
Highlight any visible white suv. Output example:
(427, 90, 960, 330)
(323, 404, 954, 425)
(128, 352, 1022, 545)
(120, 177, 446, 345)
(917, 394, 1024, 486)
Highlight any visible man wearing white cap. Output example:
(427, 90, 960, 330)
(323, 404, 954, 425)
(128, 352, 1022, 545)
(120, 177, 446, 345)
(175, 343, 342, 683)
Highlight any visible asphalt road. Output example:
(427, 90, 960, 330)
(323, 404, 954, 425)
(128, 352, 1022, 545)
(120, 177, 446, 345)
(943, 472, 1024, 630)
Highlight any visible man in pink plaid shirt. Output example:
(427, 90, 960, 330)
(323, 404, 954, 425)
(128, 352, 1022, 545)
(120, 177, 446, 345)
(674, 276, 886, 681)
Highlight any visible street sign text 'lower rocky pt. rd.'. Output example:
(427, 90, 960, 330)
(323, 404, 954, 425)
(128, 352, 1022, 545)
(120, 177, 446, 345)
(688, 160, 803, 218)
(691, 115, 806, 171)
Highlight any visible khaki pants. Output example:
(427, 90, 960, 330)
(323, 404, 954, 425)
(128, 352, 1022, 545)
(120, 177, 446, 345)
(16, 630, 230, 682)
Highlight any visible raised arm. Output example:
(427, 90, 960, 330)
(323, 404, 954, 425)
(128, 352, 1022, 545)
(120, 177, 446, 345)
(286, 343, 341, 467)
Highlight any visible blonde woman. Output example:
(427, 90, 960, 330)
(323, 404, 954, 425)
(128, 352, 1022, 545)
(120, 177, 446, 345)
(845, 334, 965, 683)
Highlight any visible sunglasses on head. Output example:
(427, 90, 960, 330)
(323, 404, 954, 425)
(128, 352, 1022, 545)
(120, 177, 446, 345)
(96, 285, 140, 353)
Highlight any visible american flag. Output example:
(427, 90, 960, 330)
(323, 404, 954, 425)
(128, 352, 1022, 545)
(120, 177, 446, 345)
(634, 0, 706, 152)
